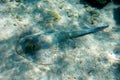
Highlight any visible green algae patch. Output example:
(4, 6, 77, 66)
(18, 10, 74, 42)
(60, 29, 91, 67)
(47, 10, 61, 22)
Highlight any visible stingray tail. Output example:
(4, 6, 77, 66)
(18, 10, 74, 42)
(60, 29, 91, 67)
(68, 25, 109, 39)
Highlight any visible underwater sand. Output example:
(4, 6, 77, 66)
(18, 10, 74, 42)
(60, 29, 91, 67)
(0, 0, 120, 80)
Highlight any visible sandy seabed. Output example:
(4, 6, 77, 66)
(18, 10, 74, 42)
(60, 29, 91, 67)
(0, 0, 120, 80)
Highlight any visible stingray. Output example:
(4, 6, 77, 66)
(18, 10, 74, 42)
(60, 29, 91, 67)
(15, 25, 109, 58)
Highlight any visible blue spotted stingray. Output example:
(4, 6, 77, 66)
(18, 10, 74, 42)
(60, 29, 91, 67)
(15, 25, 109, 57)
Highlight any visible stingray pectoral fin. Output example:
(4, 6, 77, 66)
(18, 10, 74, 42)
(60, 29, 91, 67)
(69, 25, 109, 38)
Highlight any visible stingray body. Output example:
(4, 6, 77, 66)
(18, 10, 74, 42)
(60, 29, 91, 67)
(15, 25, 109, 56)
